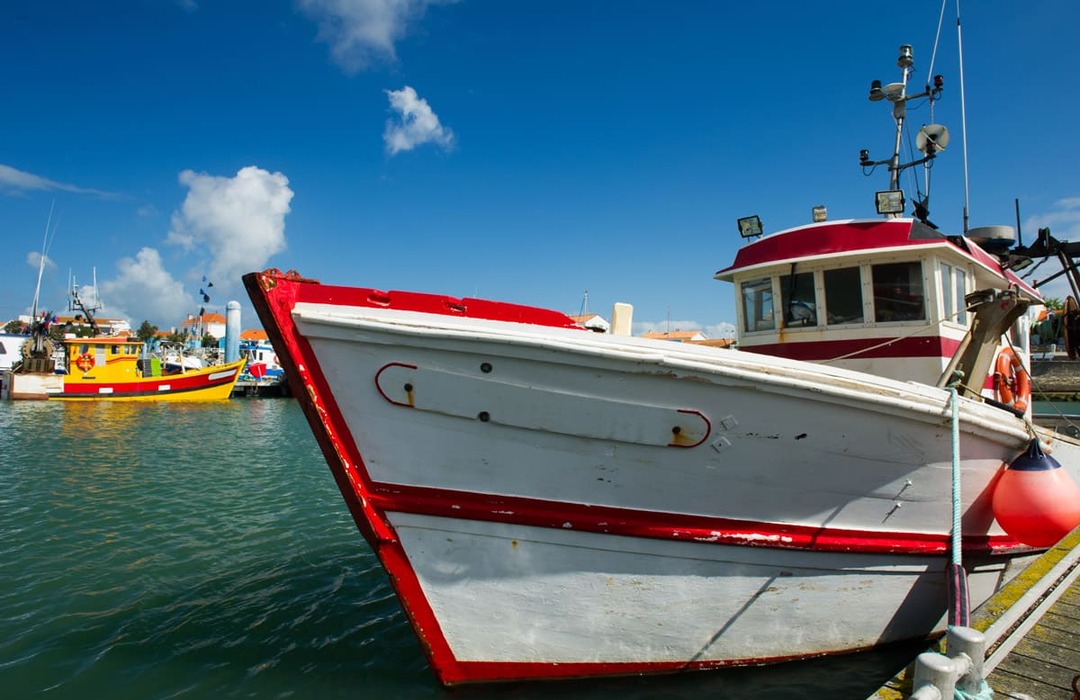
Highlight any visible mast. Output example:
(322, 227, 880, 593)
(861, 46, 947, 224)
(887, 46, 914, 192)
(31, 202, 56, 320)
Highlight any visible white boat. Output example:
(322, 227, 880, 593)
(239, 338, 285, 382)
(242, 43, 1080, 686)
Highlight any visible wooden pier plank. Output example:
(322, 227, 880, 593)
(986, 576, 1080, 700)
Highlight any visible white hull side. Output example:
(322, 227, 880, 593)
(295, 306, 1079, 537)
(390, 512, 1008, 664)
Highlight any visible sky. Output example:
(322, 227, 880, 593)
(3, 0, 1079, 337)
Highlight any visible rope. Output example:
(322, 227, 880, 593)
(954, 679, 994, 699)
(947, 383, 971, 627)
(821, 313, 953, 364)
(950, 386, 962, 566)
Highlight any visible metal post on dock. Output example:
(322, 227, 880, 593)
(908, 626, 987, 700)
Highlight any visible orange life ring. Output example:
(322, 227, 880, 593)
(994, 347, 1031, 413)
(75, 353, 95, 372)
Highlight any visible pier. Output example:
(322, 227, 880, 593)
(870, 526, 1080, 699)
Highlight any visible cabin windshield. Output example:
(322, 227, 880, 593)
(940, 262, 968, 325)
(872, 261, 926, 322)
(741, 278, 775, 332)
(780, 271, 816, 327)
(824, 267, 864, 325)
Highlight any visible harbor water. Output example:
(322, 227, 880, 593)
(0, 399, 924, 699)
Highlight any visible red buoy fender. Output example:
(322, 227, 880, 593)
(992, 440, 1080, 548)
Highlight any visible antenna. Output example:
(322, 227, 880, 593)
(1014, 198, 1023, 247)
(957, 0, 971, 232)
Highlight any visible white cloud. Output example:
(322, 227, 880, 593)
(299, 0, 453, 73)
(26, 251, 56, 272)
(1024, 197, 1080, 240)
(1021, 197, 1080, 302)
(99, 247, 195, 326)
(166, 166, 294, 286)
(384, 86, 455, 155)
(0, 163, 117, 198)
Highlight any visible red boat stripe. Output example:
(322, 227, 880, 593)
(369, 483, 1022, 556)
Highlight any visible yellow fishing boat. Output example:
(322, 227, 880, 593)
(52, 335, 245, 402)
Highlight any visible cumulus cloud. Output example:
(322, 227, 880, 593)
(0, 163, 117, 198)
(1024, 197, 1080, 240)
(299, 0, 453, 73)
(26, 251, 56, 272)
(98, 248, 196, 325)
(166, 166, 294, 285)
(384, 86, 455, 155)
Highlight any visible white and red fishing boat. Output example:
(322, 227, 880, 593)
(243, 43, 1080, 685)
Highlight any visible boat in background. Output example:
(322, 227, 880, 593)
(239, 337, 285, 383)
(8, 280, 244, 401)
(243, 42, 1080, 686)
(41, 335, 244, 401)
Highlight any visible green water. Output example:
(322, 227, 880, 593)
(0, 400, 922, 699)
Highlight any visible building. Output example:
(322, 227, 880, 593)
(569, 313, 611, 333)
(641, 330, 709, 343)
(178, 312, 226, 341)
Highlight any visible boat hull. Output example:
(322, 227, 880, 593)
(243, 269, 1080, 685)
(388, 512, 1014, 682)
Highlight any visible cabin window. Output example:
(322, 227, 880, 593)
(872, 262, 925, 322)
(940, 263, 968, 325)
(741, 278, 775, 332)
(80, 344, 90, 355)
(779, 271, 817, 327)
(111, 345, 120, 355)
(824, 267, 864, 325)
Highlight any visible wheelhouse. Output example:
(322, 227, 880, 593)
(715, 218, 1040, 386)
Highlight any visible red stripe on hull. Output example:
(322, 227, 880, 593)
(438, 641, 920, 685)
(58, 372, 237, 397)
(369, 483, 1025, 557)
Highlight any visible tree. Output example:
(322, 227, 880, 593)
(1043, 297, 1064, 310)
(3, 319, 23, 334)
(136, 320, 159, 344)
(201, 333, 218, 349)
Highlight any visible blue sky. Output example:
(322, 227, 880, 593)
(3, 0, 1079, 336)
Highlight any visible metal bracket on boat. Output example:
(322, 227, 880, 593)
(936, 288, 1031, 403)
(374, 362, 711, 448)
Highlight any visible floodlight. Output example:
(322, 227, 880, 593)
(875, 190, 905, 215)
(737, 215, 763, 238)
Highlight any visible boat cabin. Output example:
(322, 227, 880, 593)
(64, 336, 146, 377)
(714, 218, 1040, 386)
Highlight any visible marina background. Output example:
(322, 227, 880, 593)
(0, 398, 927, 699)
